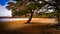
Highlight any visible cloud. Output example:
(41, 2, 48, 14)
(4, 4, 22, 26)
(0, 5, 12, 17)
(0, 0, 16, 17)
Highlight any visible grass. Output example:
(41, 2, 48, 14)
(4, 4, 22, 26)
(0, 24, 60, 34)
(0, 21, 60, 34)
(0, 18, 59, 34)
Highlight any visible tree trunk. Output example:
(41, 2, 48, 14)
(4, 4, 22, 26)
(26, 10, 34, 24)
(57, 10, 60, 25)
(55, 10, 60, 29)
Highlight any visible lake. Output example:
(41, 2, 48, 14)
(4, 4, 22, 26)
(0, 18, 58, 24)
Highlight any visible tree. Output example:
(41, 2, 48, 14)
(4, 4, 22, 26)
(6, 0, 47, 23)
(24, 0, 60, 24)
(25, 1, 46, 23)
(41, 0, 60, 25)
(7, 0, 59, 24)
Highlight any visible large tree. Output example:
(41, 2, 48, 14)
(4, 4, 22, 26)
(6, 0, 47, 23)
(6, 0, 60, 24)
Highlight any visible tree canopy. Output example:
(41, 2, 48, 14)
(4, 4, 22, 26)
(6, 0, 60, 23)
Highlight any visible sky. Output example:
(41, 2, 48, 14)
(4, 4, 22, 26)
(0, 0, 13, 17)
(0, 0, 9, 6)
(0, 5, 12, 17)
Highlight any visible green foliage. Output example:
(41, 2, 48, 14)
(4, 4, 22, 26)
(37, 10, 58, 18)
(6, 0, 59, 18)
(6, 0, 48, 17)
(26, 2, 38, 10)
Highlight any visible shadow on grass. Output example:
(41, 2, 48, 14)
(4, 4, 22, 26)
(0, 22, 60, 34)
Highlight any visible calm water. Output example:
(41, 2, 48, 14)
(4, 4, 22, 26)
(0, 18, 39, 22)
(0, 18, 28, 22)
(0, 18, 58, 24)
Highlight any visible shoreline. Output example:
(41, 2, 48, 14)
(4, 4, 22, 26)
(0, 18, 58, 24)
